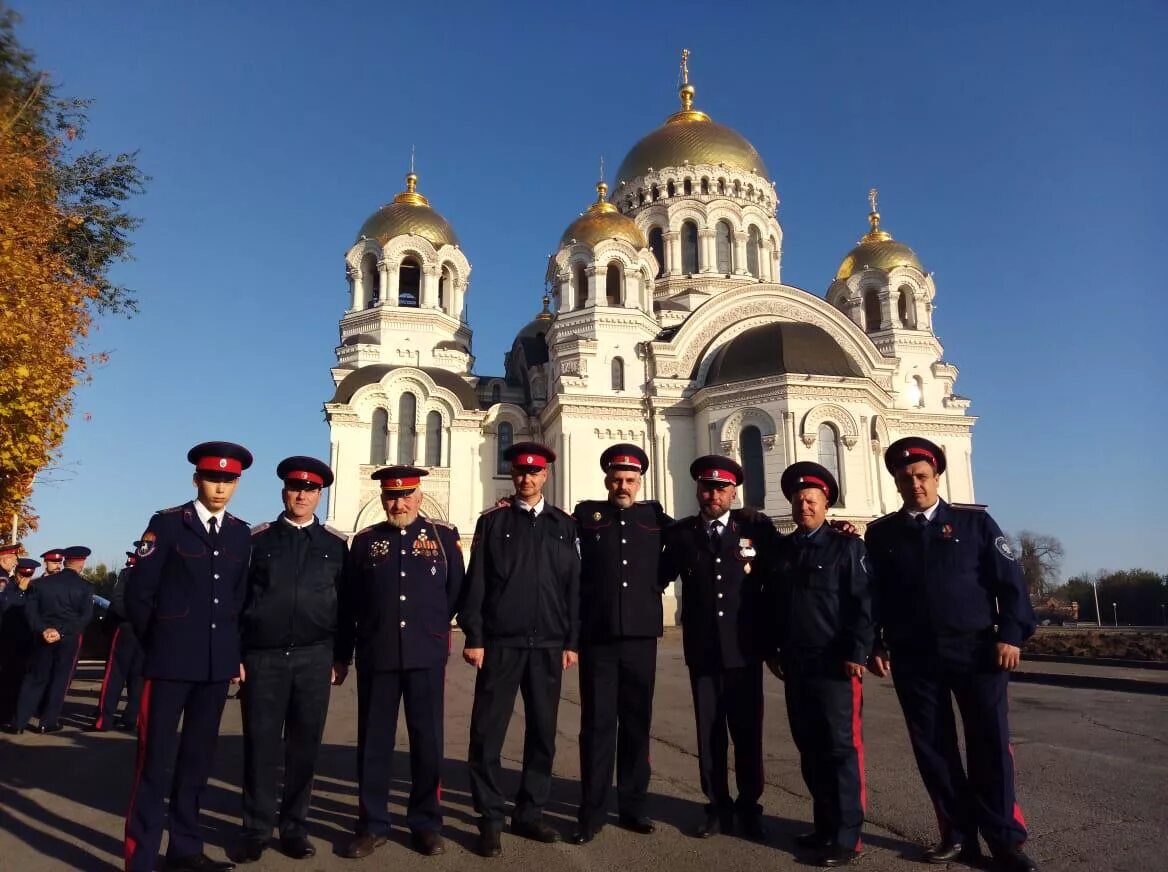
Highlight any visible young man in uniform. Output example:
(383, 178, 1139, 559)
(334, 465, 464, 859)
(123, 441, 253, 872)
(659, 456, 778, 842)
(92, 546, 145, 732)
(0, 557, 39, 723)
(865, 437, 1037, 872)
(460, 442, 581, 857)
(767, 462, 873, 867)
(570, 443, 669, 844)
(236, 456, 348, 863)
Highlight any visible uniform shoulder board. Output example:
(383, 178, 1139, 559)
(321, 523, 349, 540)
(250, 521, 271, 536)
(426, 518, 455, 530)
(866, 512, 897, 528)
(157, 504, 184, 515)
(547, 505, 575, 522)
(353, 523, 379, 537)
(573, 499, 601, 512)
(225, 513, 249, 527)
(635, 500, 664, 511)
(948, 502, 988, 512)
(479, 503, 508, 516)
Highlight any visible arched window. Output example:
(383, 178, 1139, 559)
(605, 262, 622, 306)
(361, 253, 380, 307)
(611, 357, 625, 391)
(898, 286, 916, 328)
(817, 423, 842, 505)
(907, 375, 925, 408)
(718, 178, 726, 195)
(638, 190, 646, 206)
(397, 392, 417, 464)
(650, 184, 659, 201)
(438, 266, 451, 311)
(574, 261, 588, 308)
(683, 178, 692, 195)
(399, 257, 421, 307)
(864, 288, 882, 331)
(425, 410, 442, 466)
(715, 220, 733, 274)
(490, 383, 501, 403)
(666, 180, 676, 198)
(648, 227, 665, 278)
(370, 408, 388, 464)
(740, 425, 766, 508)
(746, 226, 761, 277)
(681, 221, 699, 274)
(733, 180, 742, 196)
(497, 421, 514, 475)
(701, 177, 710, 195)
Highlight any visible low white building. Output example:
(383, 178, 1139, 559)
(323, 61, 976, 620)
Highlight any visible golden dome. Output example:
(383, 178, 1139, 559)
(835, 192, 924, 280)
(357, 173, 459, 248)
(561, 181, 647, 249)
(613, 52, 769, 186)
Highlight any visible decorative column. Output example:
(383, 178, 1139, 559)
(663, 231, 680, 276)
(698, 228, 716, 273)
(385, 260, 400, 306)
(733, 231, 748, 275)
(347, 267, 360, 311)
(420, 264, 439, 308)
(624, 269, 640, 309)
(585, 266, 599, 306)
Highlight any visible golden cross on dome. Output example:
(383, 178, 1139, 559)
(410, 144, 416, 174)
(868, 187, 879, 214)
(680, 48, 690, 85)
(599, 155, 605, 183)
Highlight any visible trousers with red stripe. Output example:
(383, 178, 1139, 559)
(95, 623, 144, 729)
(124, 679, 229, 871)
(784, 669, 865, 850)
(891, 655, 1027, 851)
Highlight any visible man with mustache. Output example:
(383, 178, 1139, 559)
(334, 465, 464, 859)
(865, 437, 1037, 872)
(570, 444, 670, 845)
(659, 455, 778, 842)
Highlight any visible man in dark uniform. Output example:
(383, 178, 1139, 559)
(459, 441, 581, 858)
(570, 443, 669, 845)
(91, 547, 146, 732)
(4, 545, 94, 734)
(865, 437, 1037, 872)
(0, 541, 18, 596)
(39, 548, 65, 576)
(235, 456, 347, 864)
(766, 462, 872, 867)
(334, 465, 464, 859)
(659, 456, 777, 841)
(123, 441, 253, 872)
(0, 557, 39, 722)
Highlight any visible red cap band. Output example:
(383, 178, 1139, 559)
(699, 468, 735, 483)
(903, 447, 937, 466)
(381, 476, 421, 491)
(514, 453, 548, 469)
(607, 455, 642, 470)
(797, 475, 829, 494)
(0, 544, 18, 555)
(196, 456, 243, 475)
(285, 470, 325, 486)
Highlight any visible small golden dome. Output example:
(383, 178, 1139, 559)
(614, 51, 769, 186)
(561, 180, 648, 249)
(357, 173, 459, 248)
(835, 191, 923, 280)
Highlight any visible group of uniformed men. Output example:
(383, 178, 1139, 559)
(0, 433, 1040, 872)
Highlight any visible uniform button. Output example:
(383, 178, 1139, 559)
(717, 611, 724, 617)
(622, 582, 628, 588)
(716, 575, 722, 581)
(213, 573, 220, 580)
(401, 529, 407, 536)
(621, 538, 627, 544)
(401, 549, 406, 555)
(622, 559, 628, 565)
(400, 594, 406, 601)
(400, 621, 406, 628)
(213, 598, 219, 604)
(213, 550, 219, 557)
(400, 571, 406, 577)
(620, 520, 627, 526)
(717, 592, 723, 598)
(715, 557, 721, 564)
(211, 623, 216, 629)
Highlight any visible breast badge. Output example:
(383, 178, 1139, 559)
(738, 538, 756, 559)
(412, 530, 439, 558)
(370, 539, 390, 559)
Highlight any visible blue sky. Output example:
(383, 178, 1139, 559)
(11, 1, 1166, 580)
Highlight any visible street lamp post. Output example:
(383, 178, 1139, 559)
(1091, 578, 1103, 628)
(1160, 603, 1166, 626)
(1112, 602, 1119, 627)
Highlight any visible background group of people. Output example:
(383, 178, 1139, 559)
(0, 433, 1039, 872)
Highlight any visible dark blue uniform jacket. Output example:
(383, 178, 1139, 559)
(26, 568, 94, 637)
(125, 501, 251, 682)
(864, 500, 1036, 654)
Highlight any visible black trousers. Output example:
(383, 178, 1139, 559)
(240, 645, 333, 838)
(688, 662, 764, 816)
(355, 665, 446, 835)
(0, 637, 32, 723)
(892, 657, 1028, 851)
(577, 637, 657, 825)
(124, 678, 230, 870)
(468, 646, 563, 828)
(13, 634, 82, 728)
(784, 670, 866, 849)
(95, 623, 145, 729)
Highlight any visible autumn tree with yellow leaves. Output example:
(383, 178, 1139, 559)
(0, 5, 146, 535)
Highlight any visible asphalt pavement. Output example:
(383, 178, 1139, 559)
(1, 632, 1164, 871)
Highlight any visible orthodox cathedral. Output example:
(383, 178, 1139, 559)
(323, 55, 976, 616)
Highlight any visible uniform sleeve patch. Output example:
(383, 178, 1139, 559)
(137, 532, 157, 558)
(994, 536, 1016, 561)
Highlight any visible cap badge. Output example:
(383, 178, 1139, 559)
(526, 455, 534, 464)
(394, 478, 402, 487)
(218, 458, 228, 469)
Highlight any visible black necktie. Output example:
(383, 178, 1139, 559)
(528, 509, 537, 526)
(208, 516, 219, 539)
(915, 514, 928, 530)
(709, 521, 723, 551)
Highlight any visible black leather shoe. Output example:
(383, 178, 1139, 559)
(476, 828, 502, 858)
(739, 814, 768, 841)
(115, 718, 137, 731)
(341, 833, 386, 859)
(570, 823, 604, 844)
(923, 841, 979, 864)
(618, 814, 655, 834)
(233, 838, 266, 863)
(85, 724, 109, 733)
(410, 829, 445, 856)
(820, 846, 861, 867)
(35, 723, 62, 734)
(795, 831, 833, 849)
(991, 845, 1038, 872)
(694, 811, 729, 838)
(278, 835, 315, 859)
(1, 723, 24, 735)
(163, 854, 236, 871)
(511, 818, 561, 843)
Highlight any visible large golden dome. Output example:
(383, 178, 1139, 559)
(835, 194, 923, 280)
(357, 173, 459, 248)
(614, 54, 769, 186)
(561, 181, 647, 249)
